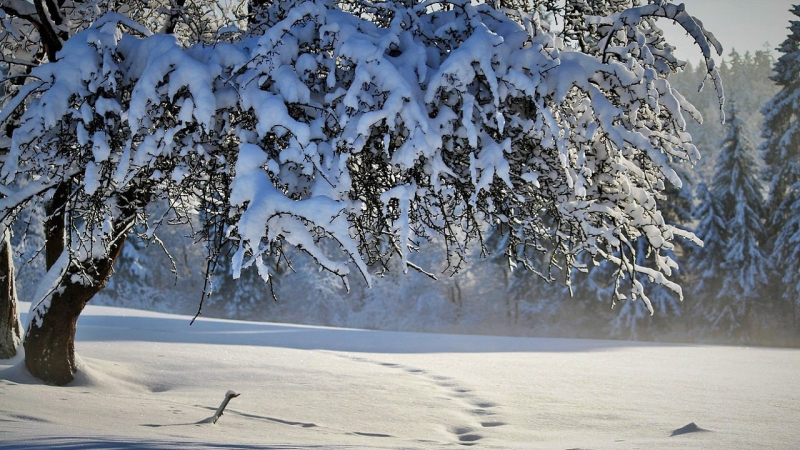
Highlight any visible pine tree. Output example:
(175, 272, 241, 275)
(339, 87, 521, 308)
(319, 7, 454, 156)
(721, 107, 771, 337)
(762, 6, 800, 238)
(102, 240, 158, 311)
(674, 48, 777, 183)
(689, 182, 727, 299)
(692, 105, 769, 340)
(761, 5, 800, 332)
(771, 181, 800, 332)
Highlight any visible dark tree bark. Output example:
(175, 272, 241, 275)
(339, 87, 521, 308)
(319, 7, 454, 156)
(23, 186, 136, 385)
(0, 230, 22, 359)
(22, 252, 122, 384)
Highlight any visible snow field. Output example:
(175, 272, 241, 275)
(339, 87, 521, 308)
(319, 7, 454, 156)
(1, 302, 799, 449)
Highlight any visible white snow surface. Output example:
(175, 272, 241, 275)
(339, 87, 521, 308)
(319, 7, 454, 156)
(1, 302, 798, 449)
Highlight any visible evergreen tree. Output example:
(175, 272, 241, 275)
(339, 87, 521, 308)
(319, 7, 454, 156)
(674, 49, 777, 181)
(761, 5, 800, 331)
(762, 6, 800, 237)
(692, 105, 769, 340)
(102, 240, 159, 311)
(719, 107, 770, 337)
(209, 241, 281, 320)
(771, 181, 800, 331)
(688, 182, 727, 299)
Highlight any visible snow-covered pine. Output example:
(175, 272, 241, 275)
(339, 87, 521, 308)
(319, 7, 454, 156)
(771, 179, 800, 331)
(717, 107, 769, 300)
(761, 5, 800, 327)
(691, 104, 769, 340)
(761, 6, 800, 226)
(669, 50, 775, 186)
(688, 181, 725, 302)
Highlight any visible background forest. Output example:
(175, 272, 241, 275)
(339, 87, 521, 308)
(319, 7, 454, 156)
(4, 7, 798, 348)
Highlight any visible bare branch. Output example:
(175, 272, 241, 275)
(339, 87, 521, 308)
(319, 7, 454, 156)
(0, 0, 38, 20)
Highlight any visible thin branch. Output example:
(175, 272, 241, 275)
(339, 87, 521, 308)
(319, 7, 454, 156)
(406, 260, 438, 280)
(0, 0, 39, 23)
(32, 0, 62, 59)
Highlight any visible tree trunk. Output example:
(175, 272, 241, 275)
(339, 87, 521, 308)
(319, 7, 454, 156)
(23, 240, 127, 385)
(0, 229, 22, 359)
(24, 283, 90, 384)
(23, 267, 111, 384)
(23, 184, 133, 385)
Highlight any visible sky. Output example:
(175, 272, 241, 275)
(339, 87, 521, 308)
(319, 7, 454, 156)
(660, 0, 797, 62)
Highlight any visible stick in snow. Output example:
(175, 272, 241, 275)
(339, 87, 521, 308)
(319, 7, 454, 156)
(201, 390, 240, 424)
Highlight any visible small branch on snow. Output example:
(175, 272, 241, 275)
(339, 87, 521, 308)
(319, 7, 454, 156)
(200, 390, 240, 425)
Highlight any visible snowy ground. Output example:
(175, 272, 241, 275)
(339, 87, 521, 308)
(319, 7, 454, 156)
(1, 303, 799, 449)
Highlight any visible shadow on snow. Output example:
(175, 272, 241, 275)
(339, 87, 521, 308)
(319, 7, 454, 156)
(0, 437, 347, 449)
(63, 310, 679, 354)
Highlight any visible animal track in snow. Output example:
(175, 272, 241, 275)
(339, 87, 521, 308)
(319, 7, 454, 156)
(338, 354, 508, 446)
(450, 426, 484, 445)
(481, 421, 507, 427)
(471, 407, 497, 416)
(352, 431, 392, 438)
(473, 401, 498, 408)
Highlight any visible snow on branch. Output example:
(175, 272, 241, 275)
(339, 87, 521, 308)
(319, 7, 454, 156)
(0, 0, 38, 21)
(588, 2, 725, 121)
(0, 0, 725, 307)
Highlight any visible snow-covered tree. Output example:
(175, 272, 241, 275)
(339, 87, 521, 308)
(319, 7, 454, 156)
(208, 239, 281, 319)
(761, 5, 800, 329)
(718, 109, 768, 290)
(672, 49, 776, 183)
(0, 0, 251, 375)
(691, 105, 769, 339)
(687, 181, 725, 309)
(762, 10, 800, 233)
(0, 0, 724, 384)
(770, 180, 800, 332)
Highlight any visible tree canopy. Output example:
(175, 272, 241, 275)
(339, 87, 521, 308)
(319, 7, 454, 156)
(0, 0, 724, 383)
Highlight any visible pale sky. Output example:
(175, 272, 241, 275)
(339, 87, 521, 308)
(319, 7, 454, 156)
(660, 0, 797, 62)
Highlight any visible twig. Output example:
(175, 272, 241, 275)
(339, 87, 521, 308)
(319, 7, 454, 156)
(202, 390, 240, 425)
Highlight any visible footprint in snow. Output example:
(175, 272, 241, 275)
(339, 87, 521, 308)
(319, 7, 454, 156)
(450, 426, 484, 446)
(481, 421, 506, 428)
(352, 431, 392, 438)
(340, 355, 509, 444)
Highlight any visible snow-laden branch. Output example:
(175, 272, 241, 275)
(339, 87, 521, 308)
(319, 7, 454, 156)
(0, 0, 38, 20)
(0, 0, 724, 306)
(589, 2, 725, 120)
